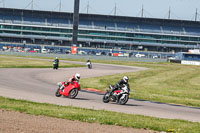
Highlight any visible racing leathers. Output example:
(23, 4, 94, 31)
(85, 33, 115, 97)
(110, 79, 129, 95)
(59, 75, 79, 91)
(66, 75, 78, 85)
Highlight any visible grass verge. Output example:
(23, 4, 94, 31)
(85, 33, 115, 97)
(0, 96, 199, 133)
(1, 54, 200, 107)
(80, 61, 200, 107)
(0, 55, 85, 68)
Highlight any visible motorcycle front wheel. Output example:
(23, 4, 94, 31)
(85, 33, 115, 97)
(55, 88, 62, 97)
(118, 94, 129, 105)
(68, 88, 78, 99)
(102, 92, 110, 103)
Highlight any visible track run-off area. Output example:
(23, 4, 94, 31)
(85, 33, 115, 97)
(0, 59, 200, 122)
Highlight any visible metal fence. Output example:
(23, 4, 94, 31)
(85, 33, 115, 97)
(0, 51, 167, 63)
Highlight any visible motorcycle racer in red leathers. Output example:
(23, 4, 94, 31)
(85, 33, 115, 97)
(60, 73, 81, 91)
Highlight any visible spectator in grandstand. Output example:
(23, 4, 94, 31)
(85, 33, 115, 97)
(53, 57, 59, 70)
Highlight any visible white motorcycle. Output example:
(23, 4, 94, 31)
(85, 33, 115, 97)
(86, 62, 92, 69)
(103, 84, 130, 105)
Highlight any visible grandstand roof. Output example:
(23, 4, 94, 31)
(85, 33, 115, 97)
(1, 7, 200, 28)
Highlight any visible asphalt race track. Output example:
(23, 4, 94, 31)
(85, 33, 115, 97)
(0, 59, 200, 122)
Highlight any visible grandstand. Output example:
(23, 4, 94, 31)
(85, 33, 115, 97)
(0, 7, 200, 52)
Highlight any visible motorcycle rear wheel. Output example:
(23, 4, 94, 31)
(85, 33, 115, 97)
(68, 88, 78, 99)
(88, 64, 92, 69)
(55, 88, 62, 97)
(102, 92, 110, 103)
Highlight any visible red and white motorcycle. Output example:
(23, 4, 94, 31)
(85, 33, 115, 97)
(102, 84, 130, 105)
(55, 81, 81, 99)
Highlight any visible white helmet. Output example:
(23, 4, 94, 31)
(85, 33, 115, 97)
(123, 76, 129, 83)
(75, 73, 80, 80)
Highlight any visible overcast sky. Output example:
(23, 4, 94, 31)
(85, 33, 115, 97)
(2, 0, 200, 21)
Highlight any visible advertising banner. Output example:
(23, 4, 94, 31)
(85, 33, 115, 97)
(181, 60, 200, 65)
(71, 46, 77, 54)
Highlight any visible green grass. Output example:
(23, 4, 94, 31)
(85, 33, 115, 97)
(81, 61, 200, 107)
(0, 54, 200, 132)
(1, 54, 200, 107)
(0, 96, 199, 133)
(0, 55, 85, 68)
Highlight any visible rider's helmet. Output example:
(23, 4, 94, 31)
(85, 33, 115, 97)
(123, 76, 129, 83)
(75, 73, 81, 80)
